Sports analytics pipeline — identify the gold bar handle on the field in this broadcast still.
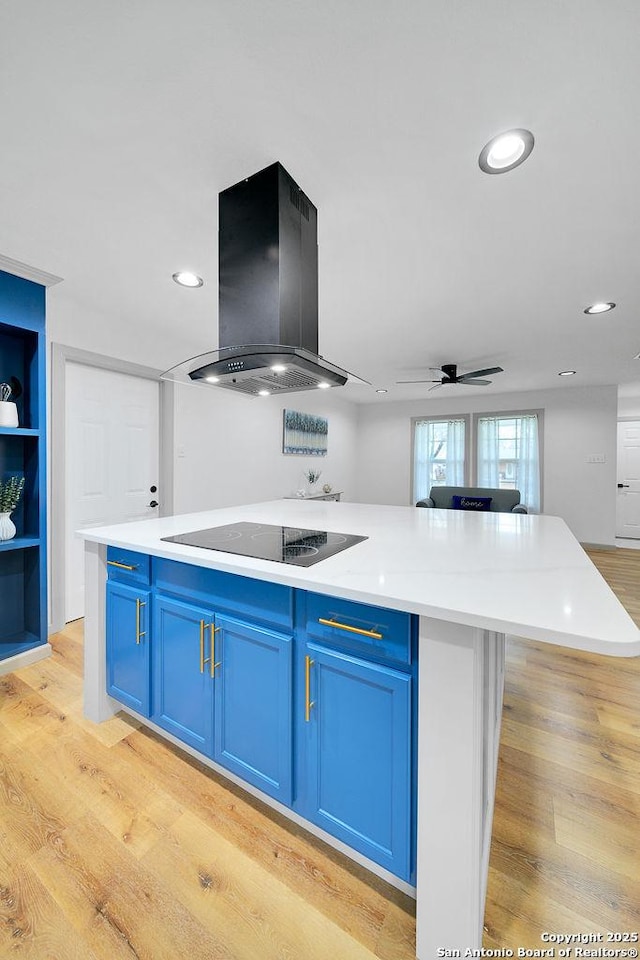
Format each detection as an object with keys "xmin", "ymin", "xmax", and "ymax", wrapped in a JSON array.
[
  {"xmin": 108, "ymin": 560, "xmax": 138, "ymax": 571},
  {"xmin": 317, "ymin": 617, "xmax": 383, "ymax": 640},
  {"xmin": 305, "ymin": 655, "xmax": 315, "ymax": 722},
  {"xmin": 199, "ymin": 620, "xmax": 212, "ymax": 673},
  {"xmin": 136, "ymin": 598, "xmax": 146, "ymax": 644},
  {"xmin": 211, "ymin": 624, "xmax": 222, "ymax": 678}
]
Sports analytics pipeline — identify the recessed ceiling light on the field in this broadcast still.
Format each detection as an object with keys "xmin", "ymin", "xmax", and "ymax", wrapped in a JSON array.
[
  {"xmin": 172, "ymin": 271, "xmax": 203, "ymax": 288},
  {"xmin": 584, "ymin": 301, "xmax": 615, "ymax": 314},
  {"xmin": 558, "ymin": 370, "xmax": 576, "ymax": 377},
  {"xmin": 317, "ymin": 382, "xmax": 330, "ymax": 389},
  {"xmin": 271, "ymin": 364, "xmax": 287, "ymax": 373},
  {"xmin": 376, "ymin": 388, "xmax": 388, "ymax": 394},
  {"xmin": 258, "ymin": 389, "xmax": 270, "ymax": 396},
  {"xmin": 478, "ymin": 129, "xmax": 534, "ymax": 174},
  {"xmin": 205, "ymin": 375, "xmax": 219, "ymax": 383}
]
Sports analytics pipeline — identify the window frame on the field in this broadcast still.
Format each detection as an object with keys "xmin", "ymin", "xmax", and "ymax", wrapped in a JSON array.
[
  {"xmin": 472, "ymin": 408, "xmax": 544, "ymax": 511},
  {"xmin": 411, "ymin": 414, "xmax": 471, "ymax": 503}
]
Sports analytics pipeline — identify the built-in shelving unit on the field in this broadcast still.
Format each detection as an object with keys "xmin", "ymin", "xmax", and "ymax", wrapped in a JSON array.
[{"xmin": 0, "ymin": 270, "xmax": 48, "ymax": 672}]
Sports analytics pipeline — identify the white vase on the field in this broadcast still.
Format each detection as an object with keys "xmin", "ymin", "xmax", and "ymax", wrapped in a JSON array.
[
  {"xmin": 0, "ymin": 512, "xmax": 16, "ymax": 541},
  {"xmin": 0, "ymin": 401, "xmax": 18, "ymax": 427}
]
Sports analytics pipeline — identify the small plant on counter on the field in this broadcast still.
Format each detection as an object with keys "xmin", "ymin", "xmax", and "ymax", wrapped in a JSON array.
[
  {"xmin": 305, "ymin": 469, "xmax": 322, "ymax": 485},
  {"xmin": 0, "ymin": 476, "xmax": 25, "ymax": 513}
]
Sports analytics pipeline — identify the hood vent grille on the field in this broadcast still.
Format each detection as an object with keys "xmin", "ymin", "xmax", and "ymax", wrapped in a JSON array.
[{"xmin": 220, "ymin": 367, "xmax": 324, "ymax": 396}]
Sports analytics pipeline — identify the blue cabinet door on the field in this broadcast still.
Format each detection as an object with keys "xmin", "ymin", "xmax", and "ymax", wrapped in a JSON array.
[
  {"xmin": 152, "ymin": 595, "xmax": 215, "ymax": 754},
  {"xmin": 301, "ymin": 642, "xmax": 412, "ymax": 881},
  {"xmin": 106, "ymin": 580, "xmax": 150, "ymax": 715},
  {"xmin": 214, "ymin": 614, "xmax": 293, "ymax": 805}
]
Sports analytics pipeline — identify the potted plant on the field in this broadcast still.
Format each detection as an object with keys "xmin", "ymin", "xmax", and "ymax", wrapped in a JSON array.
[
  {"xmin": 305, "ymin": 468, "xmax": 322, "ymax": 493},
  {"xmin": 0, "ymin": 475, "xmax": 25, "ymax": 541}
]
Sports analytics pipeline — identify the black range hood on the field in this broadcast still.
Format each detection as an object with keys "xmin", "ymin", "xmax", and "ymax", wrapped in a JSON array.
[{"xmin": 163, "ymin": 162, "xmax": 363, "ymax": 396}]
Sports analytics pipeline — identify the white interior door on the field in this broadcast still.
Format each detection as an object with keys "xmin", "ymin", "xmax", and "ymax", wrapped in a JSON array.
[
  {"xmin": 616, "ymin": 420, "xmax": 640, "ymax": 539},
  {"xmin": 65, "ymin": 362, "xmax": 160, "ymax": 621}
]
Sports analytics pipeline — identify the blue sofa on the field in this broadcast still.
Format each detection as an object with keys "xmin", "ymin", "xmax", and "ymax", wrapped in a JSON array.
[{"xmin": 416, "ymin": 486, "xmax": 528, "ymax": 513}]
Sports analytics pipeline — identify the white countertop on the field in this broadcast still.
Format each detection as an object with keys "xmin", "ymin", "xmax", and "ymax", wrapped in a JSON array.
[{"xmin": 81, "ymin": 499, "xmax": 640, "ymax": 657}]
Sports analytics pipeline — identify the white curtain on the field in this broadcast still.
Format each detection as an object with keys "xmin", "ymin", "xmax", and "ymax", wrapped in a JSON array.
[
  {"xmin": 515, "ymin": 415, "xmax": 540, "ymax": 512},
  {"xmin": 414, "ymin": 419, "xmax": 466, "ymax": 501},
  {"xmin": 413, "ymin": 423, "xmax": 432, "ymax": 501},
  {"xmin": 477, "ymin": 417, "xmax": 500, "ymax": 487},
  {"xmin": 477, "ymin": 415, "xmax": 540, "ymax": 512},
  {"xmin": 446, "ymin": 418, "xmax": 465, "ymax": 486}
]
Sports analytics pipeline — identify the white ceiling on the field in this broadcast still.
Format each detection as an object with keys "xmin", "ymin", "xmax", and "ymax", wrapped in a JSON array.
[{"xmin": 2, "ymin": 0, "xmax": 640, "ymax": 403}]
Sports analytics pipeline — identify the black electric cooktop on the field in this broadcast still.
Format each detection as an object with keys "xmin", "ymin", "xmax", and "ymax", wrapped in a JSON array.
[{"xmin": 161, "ymin": 521, "xmax": 368, "ymax": 567}]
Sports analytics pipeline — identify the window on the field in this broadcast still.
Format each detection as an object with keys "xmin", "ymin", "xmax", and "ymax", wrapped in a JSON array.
[
  {"xmin": 476, "ymin": 413, "xmax": 541, "ymax": 512},
  {"xmin": 413, "ymin": 417, "xmax": 468, "ymax": 502}
]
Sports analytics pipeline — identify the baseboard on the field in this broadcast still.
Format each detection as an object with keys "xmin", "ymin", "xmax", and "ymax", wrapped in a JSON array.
[
  {"xmin": 580, "ymin": 541, "xmax": 617, "ymax": 550},
  {"xmin": 0, "ymin": 642, "xmax": 52, "ymax": 676}
]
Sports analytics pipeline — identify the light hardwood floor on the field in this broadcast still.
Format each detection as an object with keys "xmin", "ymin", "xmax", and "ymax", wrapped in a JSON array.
[{"xmin": 0, "ymin": 547, "xmax": 638, "ymax": 959}]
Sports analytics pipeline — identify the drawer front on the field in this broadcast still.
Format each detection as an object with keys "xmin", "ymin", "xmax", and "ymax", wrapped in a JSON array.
[
  {"xmin": 153, "ymin": 557, "xmax": 294, "ymax": 630},
  {"xmin": 304, "ymin": 592, "xmax": 413, "ymax": 667},
  {"xmin": 106, "ymin": 547, "xmax": 151, "ymax": 586}
]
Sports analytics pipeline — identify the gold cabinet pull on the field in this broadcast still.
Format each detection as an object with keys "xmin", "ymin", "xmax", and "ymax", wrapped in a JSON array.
[
  {"xmin": 317, "ymin": 617, "xmax": 383, "ymax": 640},
  {"xmin": 211, "ymin": 624, "xmax": 222, "ymax": 678},
  {"xmin": 305, "ymin": 655, "xmax": 315, "ymax": 722},
  {"xmin": 135, "ymin": 598, "xmax": 146, "ymax": 644},
  {"xmin": 199, "ymin": 619, "xmax": 212, "ymax": 674},
  {"xmin": 108, "ymin": 560, "xmax": 138, "ymax": 571}
]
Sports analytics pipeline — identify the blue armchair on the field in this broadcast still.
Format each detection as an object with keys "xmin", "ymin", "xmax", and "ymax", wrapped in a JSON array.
[{"xmin": 416, "ymin": 486, "xmax": 528, "ymax": 513}]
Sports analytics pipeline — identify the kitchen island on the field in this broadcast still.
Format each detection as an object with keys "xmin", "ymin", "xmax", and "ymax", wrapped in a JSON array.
[{"xmin": 81, "ymin": 499, "xmax": 640, "ymax": 960}]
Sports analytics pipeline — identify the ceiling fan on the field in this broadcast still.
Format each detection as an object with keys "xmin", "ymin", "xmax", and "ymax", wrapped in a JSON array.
[{"xmin": 396, "ymin": 363, "xmax": 504, "ymax": 391}]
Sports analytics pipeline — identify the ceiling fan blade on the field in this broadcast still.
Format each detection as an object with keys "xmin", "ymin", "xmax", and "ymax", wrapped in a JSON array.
[
  {"xmin": 396, "ymin": 379, "xmax": 442, "ymax": 384},
  {"xmin": 457, "ymin": 366, "xmax": 503, "ymax": 381},
  {"xmin": 428, "ymin": 383, "xmax": 444, "ymax": 392},
  {"xmin": 457, "ymin": 378, "xmax": 492, "ymax": 385}
]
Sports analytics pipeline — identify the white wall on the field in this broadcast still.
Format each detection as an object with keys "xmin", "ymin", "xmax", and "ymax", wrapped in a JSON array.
[
  {"xmin": 47, "ymin": 285, "xmax": 212, "ymax": 372},
  {"xmin": 618, "ymin": 393, "xmax": 640, "ymax": 419},
  {"xmin": 172, "ymin": 384, "xmax": 359, "ymax": 514},
  {"xmin": 354, "ymin": 385, "xmax": 618, "ymax": 545}
]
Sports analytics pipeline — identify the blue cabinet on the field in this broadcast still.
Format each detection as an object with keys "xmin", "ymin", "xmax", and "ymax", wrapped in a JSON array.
[
  {"xmin": 0, "ymin": 271, "xmax": 47, "ymax": 664},
  {"xmin": 104, "ymin": 552, "xmax": 416, "ymax": 883},
  {"xmin": 300, "ymin": 641, "xmax": 413, "ymax": 881},
  {"xmin": 106, "ymin": 580, "xmax": 150, "ymax": 715},
  {"xmin": 214, "ymin": 614, "xmax": 292, "ymax": 804},
  {"xmin": 151, "ymin": 594, "xmax": 215, "ymax": 754},
  {"xmin": 150, "ymin": 596, "xmax": 294, "ymax": 804}
]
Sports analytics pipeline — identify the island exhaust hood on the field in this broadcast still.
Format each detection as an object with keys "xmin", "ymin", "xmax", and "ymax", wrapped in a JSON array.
[{"xmin": 162, "ymin": 162, "xmax": 363, "ymax": 396}]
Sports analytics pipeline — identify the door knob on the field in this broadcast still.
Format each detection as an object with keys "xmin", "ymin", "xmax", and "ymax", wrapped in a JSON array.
[
  {"xmin": 617, "ymin": 483, "xmax": 630, "ymax": 489},
  {"xmin": 149, "ymin": 500, "xmax": 159, "ymax": 508}
]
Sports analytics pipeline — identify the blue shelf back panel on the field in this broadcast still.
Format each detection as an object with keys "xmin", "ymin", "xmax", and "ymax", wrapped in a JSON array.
[
  {"xmin": 0, "ymin": 547, "xmax": 40, "ymax": 641},
  {"xmin": 0, "ymin": 435, "xmax": 39, "ymax": 538}
]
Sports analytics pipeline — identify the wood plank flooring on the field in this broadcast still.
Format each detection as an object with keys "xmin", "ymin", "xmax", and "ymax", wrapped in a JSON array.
[
  {"xmin": 1, "ymin": 546, "xmax": 639, "ymax": 958},
  {"xmin": 485, "ymin": 547, "xmax": 640, "ymax": 949}
]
